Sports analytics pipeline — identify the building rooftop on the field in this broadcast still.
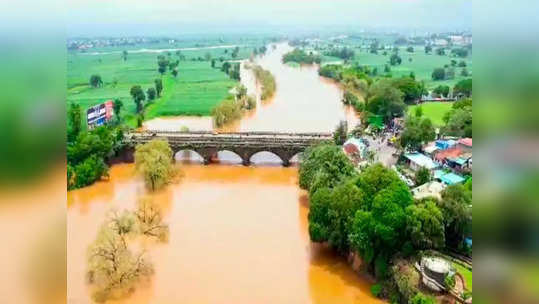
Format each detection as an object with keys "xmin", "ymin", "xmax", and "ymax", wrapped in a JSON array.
[
  {"xmin": 404, "ymin": 152, "xmax": 439, "ymax": 170},
  {"xmin": 439, "ymin": 172, "xmax": 466, "ymax": 185},
  {"xmin": 412, "ymin": 181, "xmax": 446, "ymax": 200},
  {"xmin": 458, "ymin": 138, "xmax": 472, "ymax": 147}
]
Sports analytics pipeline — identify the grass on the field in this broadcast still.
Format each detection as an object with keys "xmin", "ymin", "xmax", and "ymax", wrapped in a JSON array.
[
  {"xmin": 452, "ymin": 262, "xmax": 472, "ymax": 291},
  {"xmin": 314, "ymin": 40, "xmax": 472, "ymax": 89},
  {"xmin": 408, "ymin": 102, "xmax": 453, "ymax": 126},
  {"xmin": 67, "ymin": 40, "xmax": 259, "ymax": 128}
]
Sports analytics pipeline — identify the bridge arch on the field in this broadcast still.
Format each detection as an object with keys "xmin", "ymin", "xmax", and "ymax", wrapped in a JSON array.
[
  {"xmin": 173, "ymin": 149, "xmax": 204, "ymax": 163},
  {"xmin": 248, "ymin": 151, "xmax": 285, "ymax": 166},
  {"xmin": 215, "ymin": 150, "xmax": 244, "ymax": 165}
]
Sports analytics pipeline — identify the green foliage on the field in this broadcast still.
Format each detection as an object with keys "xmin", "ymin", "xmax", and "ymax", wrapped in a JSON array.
[
  {"xmin": 399, "ymin": 115, "xmax": 436, "ymax": 151},
  {"xmin": 453, "ymin": 78, "xmax": 472, "ymax": 97},
  {"xmin": 73, "ymin": 155, "xmax": 108, "ymax": 189},
  {"xmin": 349, "ymin": 164, "xmax": 413, "ymax": 269},
  {"xmin": 392, "ymin": 258, "xmax": 420, "ymax": 302},
  {"xmin": 333, "ymin": 120, "xmax": 348, "ymax": 145},
  {"xmin": 405, "ymin": 199, "xmax": 445, "ymax": 249},
  {"xmin": 146, "ymin": 87, "xmax": 156, "ymax": 101},
  {"xmin": 308, "ymin": 187, "xmax": 332, "ymax": 242},
  {"xmin": 406, "ymin": 46, "xmax": 414, "ymax": 53},
  {"xmin": 415, "ymin": 167, "xmax": 432, "ymax": 186},
  {"xmin": 325, "ymin": 47, "xmax": 355, "ymax": 61},
  {"xmin": 414, "ymin": 106, "xmax": 423, "ymax": 118},
  {"xmin": 442, "ymin": 99, "xmax": 472, "ymax": 137},
  {"xmin": 425, "ymin": 45, "xmax": 432, "ymax": 54},
  {"xmin": 371, "ymin": 283, "xmax": 383, "ymax": 297},
  {"xmin": 440, "ymin": 184, "xmax": 472, "ymax": 248},
  {"xmin": 342, "ymin": 90, "xmax": 360, "ymax": 106},
  {"xmin": 391, "ymin": 77, "xmax": 425, "ymax": 104},
  {"xmin": 433, "ymin": 85, "xmax": 450, "ymax": 97},
  {"xmin": 431, "ymin": 68, "xmax": 446, "ymax": 80},
  {"xmin": 89, "ymin": 74, "xmax": 103, "ymax": 88},
  {"xmin": 366, "ymin": 79, "xmax": 406, "ymax": 123},
  {"xmin": 130, "ymin": 85, "xmax": 146, "ymax": 113},
  {"xmin": 298, "ymin": 143, "xmax": 356, "ymax": 193},
  {"xmin": 67, "ymin": 126, "xmax": 123, "ymax": 190},
  {"xmin": 390, "ymin": 53, "xmax": 402, "ymax": 66},
  {"xmin": 318, "ymin": 64, "xmax": 343, "ymax": 80},
  {"xmin": 154, "ymin": 78, "xmax": 163, "ymax": 97},
  {"xmin": 68, "ymin": 103, "xmax": 82, "ymax": 141},
  {"xmin": 134, "ymin": 139, "xmax": 177, "ymax": 191},
  {"xmin": 211, "ymin": 97, "xmax": 243, "ymax": 127},
  {"xmin": 451, "ymin": 48, "xmax": 469, "ymax": 58},
  {"xmin": 282, "ymin": 48, "xmax": 321, "ymax": 64},
  {"xmin": 252, "ymin": 65, "xmax": 276, "ymax": 100},
  {"xmin": 113, "ymin": 99, "xmax": 123, "ymax": 123},
  {"xmin": 444, "ymin": 273, "xmax": 456, "ymax": 289},
  {"xmin": 409, "ymin": 292, "xmax": 436, "ymax": 304}
]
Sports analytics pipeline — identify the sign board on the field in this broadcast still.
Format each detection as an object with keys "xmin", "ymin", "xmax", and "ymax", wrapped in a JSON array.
[{"xmin": 87, "ymin": 100, "xmax": 114, "ymax": 128}]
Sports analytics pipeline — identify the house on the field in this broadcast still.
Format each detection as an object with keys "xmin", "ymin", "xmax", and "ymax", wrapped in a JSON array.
[
  {"xmin": 434, "ymin": 147, "xmax": 462, "ymax": 163},
  {"xmin": 458, "ymin": 138, "xmax": 472, "ymax": 153},
  {"xmin": 404, "ymin": 152, "xmax": 439, "ymax": 171},
  {"xmin": 435, "ymin": 139, "xmax": 457, "ymax": 150},
  {"xmin": 423, "ymin": 142, "xmax": 439, "ymax": 157},
  {"xmin": 411, "ymin": 181, "xmax": 446, "ymax": 200},
  {"xmin": 439, "ymin": 172, "xmax": 465, "ymax": 185},
  {"xmin": 343, "ymin": 137, "xmax": 368, "ymax": 163}
]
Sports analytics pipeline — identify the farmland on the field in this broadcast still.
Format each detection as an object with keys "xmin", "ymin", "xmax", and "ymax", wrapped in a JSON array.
[
  {"xmin": 300, "ymin": 35, "xmax": 472, "ymax": 89},
  {"xmin": 67, "ymin": 39, "xmax": 261, "ymax": 127}
]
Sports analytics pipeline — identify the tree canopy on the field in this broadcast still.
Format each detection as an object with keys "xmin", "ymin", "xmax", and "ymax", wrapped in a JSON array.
[
  {"xmin": 134, "ymin": 139, "xmax": 177, "ymax": 191},
  {"xmin": 366, "ymin": 79, "xmax": 406, "ymax": 123}
]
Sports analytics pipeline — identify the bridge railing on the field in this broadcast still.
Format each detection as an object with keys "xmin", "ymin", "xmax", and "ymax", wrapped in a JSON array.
[{"xmin": 133, "ymin": 130, "xmax": 333, "ymax": 138}]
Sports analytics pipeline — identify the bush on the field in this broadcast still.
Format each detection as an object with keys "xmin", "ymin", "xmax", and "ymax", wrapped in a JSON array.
[
  {"xmin": 432, "ymin": 68, "xmax": 446, "ymax": 80},
  {"xmin": 409, "ymin": 292, "xmax": 436, "ymax": 304},
  {"xmin": 342, "ymin": 90, "xmax": 359, "ymax": 105},
  {"xmin": 444, "ymin": 273, "xmax": 456, "ymax": 290},
  {"xmin": 74, "ymin": 155, "xmax": 108, "ymax": 189},
  {"xmin": 252, "ymin": 65, "xmax": 276, "ymax": 100},
  {"xmin": 282, "ymin": 48, "xmax": 321, "ymax": 64},
  {"xmin": 211, "ymin": 97, "xmax": 243, "ymax": 127},
  {"xmin": 371, "ymin": 283, "xmax": 383, "ymax": 297}
]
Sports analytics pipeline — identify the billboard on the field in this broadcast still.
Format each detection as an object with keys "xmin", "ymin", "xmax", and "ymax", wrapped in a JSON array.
[{"xmin": 87, "ymin": 100, "xmax": 114, "ymax": 128}]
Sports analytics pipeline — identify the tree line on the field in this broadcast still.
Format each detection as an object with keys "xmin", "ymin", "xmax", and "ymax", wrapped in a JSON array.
[{"xmin": 300, "ymin": 143, "xmax": 471, "ymax": 302}]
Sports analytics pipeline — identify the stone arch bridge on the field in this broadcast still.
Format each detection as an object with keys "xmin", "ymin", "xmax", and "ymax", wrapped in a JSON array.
[{"xmin": 126, "ymin": 130, "xmax": 333, "ymax": 166}]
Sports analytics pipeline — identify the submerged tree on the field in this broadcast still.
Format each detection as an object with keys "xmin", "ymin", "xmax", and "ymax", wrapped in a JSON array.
[
  {"xmin": 134, "ymin": 198, "xmax": 170, "ymax": 242},
  {"xmin": 86, "ymin": 223, "xmax": 153, "ymax": 302},
  {"xmin": 135, "ymin": 139, "xmax": 177, "ymax": 191}
]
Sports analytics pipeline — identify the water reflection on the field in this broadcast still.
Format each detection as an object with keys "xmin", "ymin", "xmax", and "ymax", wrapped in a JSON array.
[{"xmin": 68, "ymin": 164, "xmax": 383, "ymax": 304}]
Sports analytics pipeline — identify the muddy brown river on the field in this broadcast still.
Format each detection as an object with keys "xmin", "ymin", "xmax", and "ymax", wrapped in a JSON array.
[{"xmin": 68, "ymin": 43, "xmax": 382, "ymax": 303}]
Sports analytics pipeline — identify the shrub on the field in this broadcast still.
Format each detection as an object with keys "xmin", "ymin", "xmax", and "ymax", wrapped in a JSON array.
[
  {"xmin": 211, "ymin": 97, "xmax": 243, "ymax": 127},
  {"xmin": 409, "ymin": 292, "xmax": 436, "ymax": 304},
  {"xmin": 444, "ymin": 273, "xmax": 456, "ymax": 290},
  {"xmin": 252, "ymin": 65, "xmax": 276, "ymax": 100},
  {"xmin": 371, "ymin": 283, "xmax": 383, "ymax": 297}
]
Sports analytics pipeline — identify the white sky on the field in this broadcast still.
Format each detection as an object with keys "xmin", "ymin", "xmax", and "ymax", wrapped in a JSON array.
[{"xmin": 67, "ymin": 0, "xmax": 472, "ymax": 37}]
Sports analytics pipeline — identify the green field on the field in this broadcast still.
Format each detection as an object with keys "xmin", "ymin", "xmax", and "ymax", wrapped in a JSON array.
[
  {"xmin": 453, "ymin": 262, "xmax": 472, "ymax": 291},
  {"xmin": 352, "ymin": 46, "xmax": 472, "ymax": 89},
  {"xmin": 409, "ymin": 102, "xmax": 453, "ymax": 126},
  {"xmin": 67, "ymin": 40, "xmax": 260, "ymax": 127},
  {"xmin": 310, "ymin": 36, "xmax": 472, "ymax": 89}
]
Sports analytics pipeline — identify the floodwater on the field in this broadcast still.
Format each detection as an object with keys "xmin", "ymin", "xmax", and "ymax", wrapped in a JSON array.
[
  {"xmin": 68, "ymin": 164, "xmax": 384, "ymax": 304},
  {"xmin": 68, "ymin": 42, "xmax": 380, "ymax": 304},
  {"xmin": 143, "ymin": 43, "xmax": 359, "ymax": 132}
]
